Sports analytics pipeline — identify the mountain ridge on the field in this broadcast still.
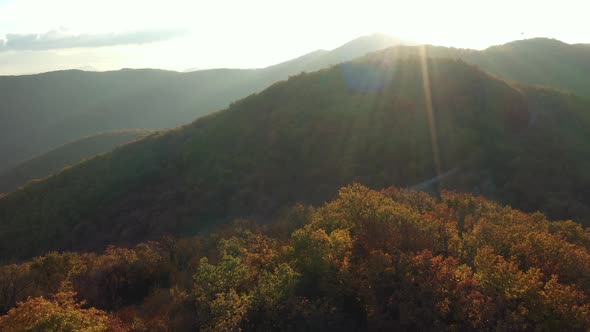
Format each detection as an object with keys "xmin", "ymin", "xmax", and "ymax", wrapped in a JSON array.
[
  {"xmin": 1, "ymin": 36, "xmax": 588, "ymax": 174},
  {"xmin": 0, "ymin": 34, "xmax": 411, "ymax": 172},
  {"xmin": 1, "ymin": 54, "xmax": 589, "ymax": 262}
]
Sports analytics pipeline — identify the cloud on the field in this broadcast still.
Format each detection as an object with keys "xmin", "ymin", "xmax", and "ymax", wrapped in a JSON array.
[{"xmin": 0, "ymin": 28, "xmax": 188, "ymax": 51}]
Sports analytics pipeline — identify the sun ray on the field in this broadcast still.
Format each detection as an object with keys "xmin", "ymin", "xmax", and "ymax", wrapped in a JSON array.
[{"xmin": 419, "ymin": 45, "xmax": 442, "ymax": 190}]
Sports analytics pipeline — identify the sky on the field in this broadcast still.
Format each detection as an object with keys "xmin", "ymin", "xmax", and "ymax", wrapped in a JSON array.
[{"xmin": 0, "ymin": 0, "xmax": 588, "ymax": 75}]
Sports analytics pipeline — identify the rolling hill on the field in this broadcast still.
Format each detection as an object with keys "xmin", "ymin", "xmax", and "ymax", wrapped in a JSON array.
[
  {"xmin": 1, "ymin": 53, "xmax": 589, "ymax": 262},
  {"xmin": 0, "ymin": 130, "xmax": 151, "ymax": 194},
  {"xmin": 0, "ymin": 34, "xmax": 410, "ymax": 172}
]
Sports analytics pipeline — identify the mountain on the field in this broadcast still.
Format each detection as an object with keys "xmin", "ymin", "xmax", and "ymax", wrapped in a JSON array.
[
  {"xmin": 0, "ymin": 67, "xmax": 247, "ymax": 172},
  {"xmin": 477, "ymin": 38, "xmax": 590, "ymax": 97},
  {"xmin": 380, "ymin": 38, "xmax": 590, "ymax": 98},
  {"xmin": 2, "ymin": 185, "xmax": 590, "ymax": 330},
  {"xmin": 265, "ymin": 34, "xmax": 415, "ymax": 72},
  {"xmin": 1, "ymin": 54, "xmax": 589, "ymax": 262},
  {"xmin": 332, "ymin": 33, "xmax": 414, "ymax": 57},
  {"xmin": 0, "ymin": 130, "xmax": 151, "ymax": 194},
  {"xmin": 1, "ymin": 36, "xmax": 588, "ymax": 174},
  {"xmin": 0, "ymin": 34, "xmax": 410, "ymax": 172}
]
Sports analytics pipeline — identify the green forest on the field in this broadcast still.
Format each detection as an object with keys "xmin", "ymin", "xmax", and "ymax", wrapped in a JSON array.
[{"xmin": 2, "ymin": 185, "xmax": 590, "ymax": 331}]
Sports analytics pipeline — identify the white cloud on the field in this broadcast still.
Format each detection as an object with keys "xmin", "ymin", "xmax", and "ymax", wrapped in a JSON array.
[{"xmin": 0, "ymin": 28, "xmax": 188, "ymax": 52}]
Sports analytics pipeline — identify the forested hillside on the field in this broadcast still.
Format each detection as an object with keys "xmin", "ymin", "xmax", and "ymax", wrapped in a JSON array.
[
  {"xmin": 0, "ymin": 130, "xmax": 151, "ymax": 194},
  {"xmin": 2, "ymin": 36, "xmax": 588, "ymax": 173},
  {"xmin": 2, "ymin": 185, "xmax": 590, "ymax": 331},
  {"xmin": 0, "ymin": 34, "xmax": 407, "ymax": 171},
  {"xmin": 1, "ymin": 55, "xmax": 589, "ymax": 261}
]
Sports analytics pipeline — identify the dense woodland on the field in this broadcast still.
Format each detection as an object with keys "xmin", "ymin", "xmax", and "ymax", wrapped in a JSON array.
[
  {"xmin": 1, "ymin": 56, "xmax": 590, "ymax": 261},
  {"xmin": 2, "ymin": 185, "xmax": 590, "ymax": 331}
]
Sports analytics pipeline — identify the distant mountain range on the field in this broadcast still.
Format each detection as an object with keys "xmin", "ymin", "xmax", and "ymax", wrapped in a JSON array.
[
  {"xmin": 0, "ymin": 34, "xmax": 410, "ymax": 172},
  {"xmin": 1, "ymin": 52, "xmax": 589, "ymax": 262},
  {"xmin": 2, "ymin": 35, "xmax": 589, "ymax": 177}
]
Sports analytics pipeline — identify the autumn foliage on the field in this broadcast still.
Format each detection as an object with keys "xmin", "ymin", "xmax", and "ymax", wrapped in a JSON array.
[
  {"xmin": 0, "ymin": 291, "xmax": 123, "ymax": 331},
  {"xmin": 2, "ymin": 184, "xmax": 590, "ymax": 331}
]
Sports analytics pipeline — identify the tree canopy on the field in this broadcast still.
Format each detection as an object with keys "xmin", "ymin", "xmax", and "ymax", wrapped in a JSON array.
[{"xmin": 2, "ymin": 185, "xmax": 590, "ymax": 331}]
